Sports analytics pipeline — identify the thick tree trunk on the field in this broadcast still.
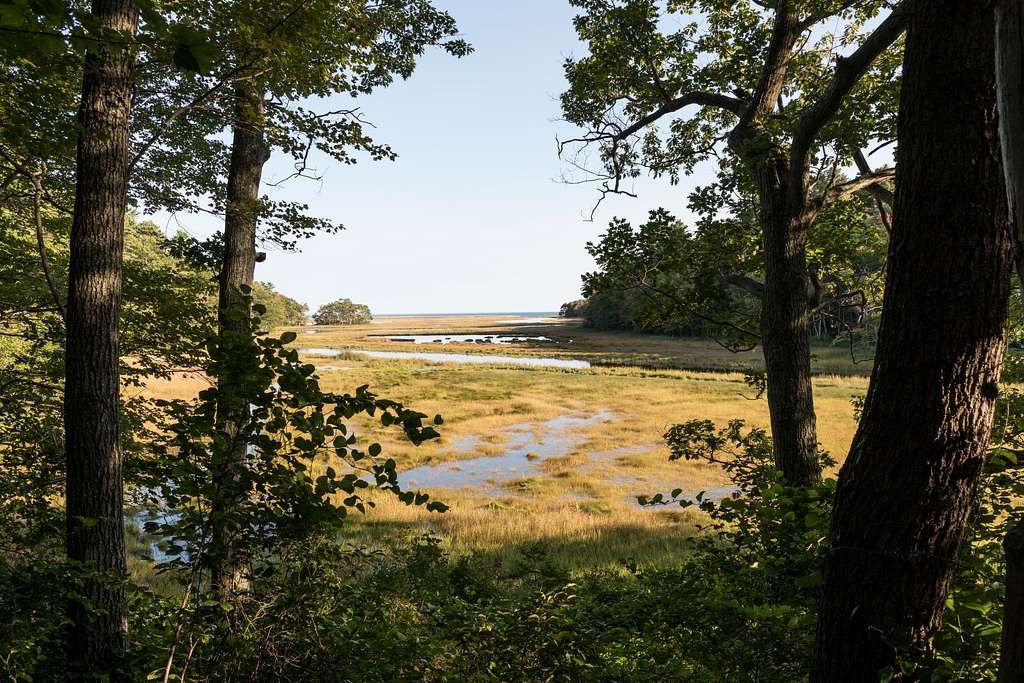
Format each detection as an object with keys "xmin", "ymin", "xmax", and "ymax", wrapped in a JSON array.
[
  {"xmin": 210, "ymin": 85, "xmax": 269, "ymax": 603},
  {"xmin": 812, "ymin": 3, "xmax": 1011, "ymax": 679},
  {"xmin": 63, "ymin": 0, "xmax": 139, "ymax": 674},
  {"xmin": 997, "ymin": 6, "xmax": 1024, "ymax": 681},
  {"xmin": 756, "ymin": 152, "xmax": 821, "ymax": 487}
]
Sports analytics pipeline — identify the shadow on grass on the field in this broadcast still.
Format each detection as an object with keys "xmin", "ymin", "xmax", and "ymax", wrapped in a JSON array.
[{"xmin": 344, "ymin": 514, "xmax": 699, "ymax": 575}]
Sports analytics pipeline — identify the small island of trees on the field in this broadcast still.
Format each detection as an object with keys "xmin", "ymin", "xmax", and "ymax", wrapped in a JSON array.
[{"xmin": 313, "ymin": 298, "xmax": 373, "ymax": 325}]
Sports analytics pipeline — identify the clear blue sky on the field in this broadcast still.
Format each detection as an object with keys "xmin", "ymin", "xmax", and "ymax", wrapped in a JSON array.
[{"xmin": 154, "ymin": 1, "xmax": 707, "ymax": 314}]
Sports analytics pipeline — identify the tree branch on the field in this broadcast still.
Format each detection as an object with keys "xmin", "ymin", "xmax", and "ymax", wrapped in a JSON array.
[
  {"xmin": 610, "ymin": 91, "xmax": 746, "ymax": 142},
  {"xmin": 744, "ymin": 4, "xmax": 801, "ymax": 125},
  {"xmin": 721, "ymin": 273, "xmax": 766, "ymax": 299},
  {"xmin": 855, "ymin": 149, "xmax": 894, "ymax": 234},
  {"xmin": 0, "ymin": 147, "xmax": 67, "ymax": 320},
  {"xmin": 789, "ymin": 2, "xmax": 909, "ymax": 181},
  {"xmin": 806, "ymin": 167, "xmax": 897, "ymax": 215},
  {"xmin": 854, "ymin": 150, "xmax": 894, "ymax": 205},
  {"xmin": 31, "ymin": 174, "xmax": 66, "ymax": 321}
]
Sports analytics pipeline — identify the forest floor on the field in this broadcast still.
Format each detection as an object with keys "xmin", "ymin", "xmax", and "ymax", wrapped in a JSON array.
[{"xmin": 142, "ymin": 315, "xmax": 870, "ymax": 571}]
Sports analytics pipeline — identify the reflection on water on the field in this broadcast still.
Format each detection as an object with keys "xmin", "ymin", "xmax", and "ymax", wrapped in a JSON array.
[
  {"xmin": 127, "ymin": 507, "xmax": 183, "ymax": 564},
  {"xmin": 300, "ymin": 347, "xmax": 591, "ymax": 369},
  {"xmin": 387, "ymin": 334, "xmax": 553, "ymax": 345},
  {"xmin": 397, "ymin": 410, "xmax": 615, "ymax": 492}
]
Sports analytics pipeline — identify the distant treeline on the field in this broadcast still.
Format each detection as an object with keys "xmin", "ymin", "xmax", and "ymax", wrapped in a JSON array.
[
  {"xmin": 562, "ymin": 208, "xmax": 885, "ymax": 345},
  {"xmin": 559, "ymin": 293, "xmax": 710, "ymax": 337}
]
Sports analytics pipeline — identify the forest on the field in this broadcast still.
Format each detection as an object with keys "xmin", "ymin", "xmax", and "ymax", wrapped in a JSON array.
[{"xmin": 2, "ymin": 0, "xmax": 1024, "ymax": 681}]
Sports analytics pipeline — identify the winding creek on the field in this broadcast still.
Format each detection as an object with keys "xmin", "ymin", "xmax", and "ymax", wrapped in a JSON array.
[{"xmin": 300, "ymin": 347, "xmax": 591, "ymax": 369}]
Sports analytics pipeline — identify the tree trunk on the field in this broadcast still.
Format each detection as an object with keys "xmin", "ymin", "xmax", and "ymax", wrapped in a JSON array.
[
  {"xmin": 1000, "ymin": 519, "xmax": 1024, "ymax": 682},
  {"xmin": 210, "ymin": 84, "xmax": 269, "ymax": 603},
  {"xmin": 997, "ymin": 8, "xmax": 1024, "ymax": 680},
  {"xmin": 217, "ymin": 85, "xmax": 267, "ymax": 332},
  {"xmin": 813, "ymin": 3, "xmax": 1011, "ymax": 680},
  {"xmin": 63, "ymin": 0, "xmax": 139, "ymax": 674},
  {"xmin": 756, "ymin": 152, "xmax": 821, "ymax": 487},
  {"xmin": 997, "ymin": 0, "xmax": 1024, "ymax": 291}
]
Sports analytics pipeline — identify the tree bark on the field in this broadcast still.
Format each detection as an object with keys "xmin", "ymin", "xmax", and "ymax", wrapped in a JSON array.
[
  {"xmin": 217, "ymin": 85, "xmax": 267, "ymax": 333},
  {"xmin": 997, "ymin": 0, "xmax": 1024, "ymax": 292},
  {"xmin": 1000, "ymin": 519, "xmax": 1024, "ymax": 682},
  {"xmin": 813, "ymin": 3, "xmax": 1012, "ymax": 679},
  {"xmin": 724, "ymin": 5, "xmax": 823, "ymax": 488},
  {"xmin": 63, "ymin": 0, "xmax": 139, "ymax": 674},
  {"xmin": 755, "ymin": 151, "xmax": 821, "ymax": 487},
  {"xmin": 210, "ymin": 84, "xmax": 269, "ymax": 603}
]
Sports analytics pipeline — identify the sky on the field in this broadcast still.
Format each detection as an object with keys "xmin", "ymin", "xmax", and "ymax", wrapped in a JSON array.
[{"xmin": 151, "ymin": 1, "xmax": 712, "ymax": 314}]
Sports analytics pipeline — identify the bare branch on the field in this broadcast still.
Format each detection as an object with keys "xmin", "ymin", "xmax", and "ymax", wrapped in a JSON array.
[
  {"xmin": 855, "ymin": 149, "xmax": 894, "ymax": 234},
  {"xmin": 806, "ymin": 167, "xmax": 897, "ymax": 214},
  {"xmin": 610, "ymin": 92, "xmax": 746, "ymax": 143},
  {"xmin": 31, "ymin": 173, "xmax": 66, "ymax": 321},
  {"xmin": 0, "ymin": 148, "xmax": 67, "ymax": 320}
]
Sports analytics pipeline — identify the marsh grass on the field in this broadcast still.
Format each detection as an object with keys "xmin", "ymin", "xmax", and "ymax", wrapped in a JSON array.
[
  {"xmin": 140, "ymin": 316, "xmax": 868, "ymax": 570},
  {"xmin": 294, "ymin": 315, "xmax": 876, "ymax": 375}
]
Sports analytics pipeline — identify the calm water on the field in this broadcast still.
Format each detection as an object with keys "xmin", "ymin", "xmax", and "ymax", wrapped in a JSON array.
[
  {"xmin": 397, "ymin": 410, "xmax": 615, "ymax": 492},
  {"xmin": 386, "ymin": 334, "xmax": 553, "ymax": 345},
  {"xmin": 300, "ymin": 348, "xmax": 591, "ymax": 370}
]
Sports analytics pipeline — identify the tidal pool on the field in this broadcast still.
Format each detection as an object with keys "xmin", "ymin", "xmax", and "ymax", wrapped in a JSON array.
[
  {"xmin": 397, "ymin": 410, "xmax": 615, "ymax": 492},
  {"xmin": 300, "ymin": 347, "xmax": 591, "ymax": 369}
]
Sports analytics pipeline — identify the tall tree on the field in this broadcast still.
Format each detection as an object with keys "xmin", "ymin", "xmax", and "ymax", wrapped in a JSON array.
[
  {"xmin": 176, "ymin": 0, "xmax": 469, "ymax": 603},
  {"xmin": 813, "ymin": 2, "xmax": 1013, "ymax": 678},
  {"xmin": 63, "ymin": 0, "xmax": 139, "ymax": 672},
  {"xmin": 560, "ymin": 0, "xmax": 903, "ymax": 486},
  {"xmin": 996, "ymin": 3, "xmax": 1024, "ymax": 679}
]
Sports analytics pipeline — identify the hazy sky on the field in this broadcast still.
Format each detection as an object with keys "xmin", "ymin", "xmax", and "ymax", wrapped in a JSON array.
[{"xmin": 152, "ymin": 1, "xmax": 712, "ymax": 314}]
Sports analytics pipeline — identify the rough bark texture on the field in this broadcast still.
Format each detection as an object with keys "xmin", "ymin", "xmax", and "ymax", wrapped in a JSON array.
[
  {"xmin": 217, "ymin": 86, "xmax": 267, "ymax": 333},
  {"xmin": 63, "ymin": 0, "xmax": 139, "ymax": 674},
  {"xmin": 1000, "ymin": 520, "xmax": 1024, "ymax": 682},
  {"xmin": 755, "ymin": 152, "xmax": 821, "ymax": 487},
  {"xmin": 813, "ymin": 3, "xmax": 1012, "ymax": 679},
  {"xmin": 724, "ymin": 5, "xmax": 822, "ymax": 488},
  {"xmin": 210, "ymin": 85, "xmax": 269, "ymax": 603}
]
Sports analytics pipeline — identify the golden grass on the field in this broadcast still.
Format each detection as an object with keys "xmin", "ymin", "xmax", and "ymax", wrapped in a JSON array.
[
  {"xmin": 142, "ymin": 316, "xmax": 869, "ymax": 570},
  {"xmin": 292, "ymin": 314, "xmax": 876, "ymax": 375}
]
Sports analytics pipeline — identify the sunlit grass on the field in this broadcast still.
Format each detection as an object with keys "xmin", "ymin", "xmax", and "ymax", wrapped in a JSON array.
[{"xmin": 141, "ymin": 316, "xmax": 868, "ymax": 571}]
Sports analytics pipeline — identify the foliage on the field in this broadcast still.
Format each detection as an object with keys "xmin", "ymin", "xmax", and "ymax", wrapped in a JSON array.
[
  {"xmin": 251, "ymin": 281, "xmax": 308, "ymax": 329},
  {"xmin": 559, "ymin": 0, "xmax": 896, "ymax": 349},
  {"xmin": 571, "ymin": 202, "xmax": 886, "ymax": 344},
  {"xmin": 313, "ymin": 297, "xmax": 373, "ymax": 326},
  {"xmin": 0, "ymin": 213, "xmax": 214, "ymax": 680},
  {"xmin": 560, "ymin": 0, "xmax": 900, "ymax": 195},
  {"xmin": 559, "ymin": 298, "xmax": 588, "ymax": 318},
  {"xmin": 580, "ymin": 208, "xmax": 761, "ymax": 344},
  {"xmin": 131, "ymin": 297, "xmax": 446, "ymax": 679}
]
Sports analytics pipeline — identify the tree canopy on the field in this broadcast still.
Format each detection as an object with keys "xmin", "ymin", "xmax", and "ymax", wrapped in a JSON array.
[{"xmin": 313, "ymin": 298, "xmax": 373, "ymax": 325}]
